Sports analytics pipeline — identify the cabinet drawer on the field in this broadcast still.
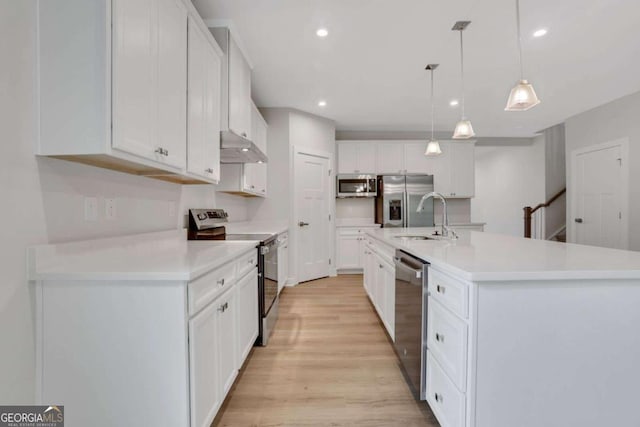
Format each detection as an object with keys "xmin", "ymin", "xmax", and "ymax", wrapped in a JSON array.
[
  {"xmin": 236, "ymin": 248, "xmax": 258, "ymax": 280},
  {"xmin": 188, "ymin": 263, "xmax": 236, "ymax": 316},
  {"xmin": 429, "ymin": 269, "xmax": 469, "ymax": 318},
  {"xmin": 427, "ymin": 350, "xmax": 466, "ymax": 427},
  {"xmin": 428, "ymin": 298, "xmax": 468, "ymax": 391}
]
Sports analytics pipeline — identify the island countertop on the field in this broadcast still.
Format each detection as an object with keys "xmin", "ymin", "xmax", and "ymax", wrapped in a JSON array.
[{"xmin": 366, "ymin": 227, "xmax": 640, "ymax": 282}]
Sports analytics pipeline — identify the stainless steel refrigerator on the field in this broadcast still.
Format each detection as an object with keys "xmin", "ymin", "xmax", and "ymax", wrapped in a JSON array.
[{"xmin": 375, "ymin": 175, "xmax": 435, "ymax": 227}]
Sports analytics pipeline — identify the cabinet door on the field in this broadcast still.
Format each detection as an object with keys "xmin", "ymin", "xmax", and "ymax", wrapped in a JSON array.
[
  {"xmin": 336, "ymin": 234, "xmax": 361, "ymax": 269},
  {"xmin": 374, "ymin": 256, "xmax": 385, "ymax": 315},
  {"xmin": 236, "ymin": 268, "xmax": 258, "ymax": 365},
  {"xmin": 356, "ymin": 142, "xmax": 377, "ymax": 173},
  {"xmin": 432, "ymin": 141, "xmax": 454, "ymax": 196},
  {"xmin": 404, "ymin": 142, "xmax": 434, "ymax": 174},
  {"xmin": 451, "ymin": 143, "xmax": 475, "ymax": 198},
  {"xmin": 187, "ymin": 19, "xmax": 221, "ymax": 181},
  {"xmin": 228, "ymin": 37, "xmax": 251, "ymax": 139},
  {"xmin": 189, "ymin": 300, "xmax": 221, "ymax": 427},
  {"xmin": 112, "ymin": 0, "xmax": 157, "ymax": 160},
  {"xmin": 377, "ymin": 142, "xmax": 405, "ymax": 174},
  {"xmin": 254, "ymin": 163, "xmax": 267, "ymax": 196},
  {"xmin": 217, "ymin": 288, "xmax": 237, "ymax": 397},
  {"xmin": 156, "ymin": 0, "xmax": 187, "ymax": 168},
  {"xmin": 338, "ymin": 143, "xmax": 358, "ymax": 174},
  {"xmin": 383, "ymin": 261, "xmax": 395, "ymax": 340},
  {"xmin": 279, "ymin": 243, "xmax": 289, "ymax": 293}
]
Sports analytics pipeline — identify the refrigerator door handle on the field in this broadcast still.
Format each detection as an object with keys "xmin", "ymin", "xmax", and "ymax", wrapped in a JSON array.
[{"xmin": 403, "ymin": 189, "xmax": 408, "ymax": 228}]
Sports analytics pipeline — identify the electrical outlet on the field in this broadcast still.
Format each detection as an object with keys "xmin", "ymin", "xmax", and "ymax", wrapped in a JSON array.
[
  {"xmin": 84, "ymin": 197, "xmax": 98, "ymax": 221},
  {"xmin": 105, "ymin": 198, "xmax": 116, "ymax": 221}
]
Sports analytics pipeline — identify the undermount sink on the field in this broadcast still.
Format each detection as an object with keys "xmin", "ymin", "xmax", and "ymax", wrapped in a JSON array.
[{"xmin": 394, "ymin": 235, "xmax": 439, "ymax": 241}]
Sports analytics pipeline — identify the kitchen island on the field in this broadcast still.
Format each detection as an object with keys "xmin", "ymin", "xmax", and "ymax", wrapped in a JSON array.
[{"xmin": 364, "ymin": 227, "xmax": 640, "ymax": 427}]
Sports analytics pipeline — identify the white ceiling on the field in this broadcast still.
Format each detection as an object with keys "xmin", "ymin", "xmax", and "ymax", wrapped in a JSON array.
[{"xmin": 193, "ymin": 0, "xmax": 640, "ymax": 137}]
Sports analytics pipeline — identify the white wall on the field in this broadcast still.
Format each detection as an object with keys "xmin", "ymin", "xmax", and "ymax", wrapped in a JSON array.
[
  {"xmin": 0, "ymin": 1, "xmax": 247, "ymax": 402},
  {"xmin": 565, "ymin": 90, "xmax": 640, "ymax": 250},
  {"xmin": 471, "ymin": 138, "xmax": 546, "ymax": 236},
  {"xmin": 336, "ymin": 198, "xmax": 374, "ymax": 221}
]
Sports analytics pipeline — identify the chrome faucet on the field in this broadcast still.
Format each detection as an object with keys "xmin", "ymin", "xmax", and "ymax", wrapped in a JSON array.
[{"xmin": 416, "ymin": 192, "xmax": 457, "ymax": 239}]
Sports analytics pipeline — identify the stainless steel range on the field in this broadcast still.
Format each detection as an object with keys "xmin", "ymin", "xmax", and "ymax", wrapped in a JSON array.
[{"xmin": 188, "ymin": 208, "xmax": 281, "ymax": 346}]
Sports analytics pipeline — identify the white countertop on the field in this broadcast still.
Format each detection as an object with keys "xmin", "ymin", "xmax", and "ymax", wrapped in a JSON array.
[
  {"xmin": 28, "ymin": 230, "xmax": 258, "ymax": 282},
  {"xmin": 224, "ymin": 220, "xmax": 288, "ymax": 235},
  {"xmin": 366, "ymin": 227, "xmax": 640, "ymax": 282}
]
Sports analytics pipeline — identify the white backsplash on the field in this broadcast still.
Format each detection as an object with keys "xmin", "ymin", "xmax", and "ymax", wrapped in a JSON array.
[{"xmin": 336, "ymin": 198, "xmax": 375, "ymax": 220}]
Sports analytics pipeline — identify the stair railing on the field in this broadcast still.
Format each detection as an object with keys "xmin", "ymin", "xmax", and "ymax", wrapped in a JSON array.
[{"xmin": 524, "ymin": 188, "xmax": 566, "ymax": 239}]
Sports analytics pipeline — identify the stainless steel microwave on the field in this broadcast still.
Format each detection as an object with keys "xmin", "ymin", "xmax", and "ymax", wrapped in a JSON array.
[{"xmin": 336, "ymin": 174, "xmax": 377, "ymax": 198}]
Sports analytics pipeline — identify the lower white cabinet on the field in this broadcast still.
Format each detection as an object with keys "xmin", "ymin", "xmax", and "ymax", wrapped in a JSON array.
[
  {"xmin": 277, "ymin": 232, "xmax": 289, "ymax": 294},
  {"xmin": 363, "ymin": 235, "xmax": 395, "ymax": 340},
  {"xmin": 189, "ymin": 293, "xmax": 223, "ymax": 427},
  {"xmin": 426, "ymin": 350, "xmax": 466, "ymax": 427},
  {"xmin": 336, "ymin": 226, "xmax": 380, "ymax": 272},
  {"xmin": 35, "ymin": 246, "xmax": 259, "ymax": 427},
  {"xmin": 236, "ymin": 268, "xmax": 259, "ymax": 363}
]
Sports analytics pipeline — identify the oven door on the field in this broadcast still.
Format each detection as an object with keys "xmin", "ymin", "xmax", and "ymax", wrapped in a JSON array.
[{"xmin": 262, "ymin": 241, "xmax": 279, "ymax": 316}]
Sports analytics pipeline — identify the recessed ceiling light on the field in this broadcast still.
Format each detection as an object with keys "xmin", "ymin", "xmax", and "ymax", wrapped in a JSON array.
[
  {"xmin": 318, "ymin": 100, "xmax": 327, "ymax": 107},
  {"xmin": 533, "ymin": 28, "xmax": 548, "ymax": 38},
  {"xmin": 316, "ymin": 28, "xmax": 329, "ymax": 38},
  {"xmin": 241, "ymin": 148, "xmax": 249, "ymax": 152},
  {"xmin": 449, "ymin": 99, "xmax": 459, "ymax": 107}
]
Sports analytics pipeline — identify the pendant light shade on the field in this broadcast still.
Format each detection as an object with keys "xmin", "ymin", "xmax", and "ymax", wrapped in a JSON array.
[
  {"xmin": 424, "ymin": 64, "xmax": 442, "ymax": 157},
  {"xmin": 451, "ymin": 21, "xmax": 474, "ymax": 139},
  {"xmin": 505, "ymin": 79, "xmax": 540, "ymax": 111},
  {"xmin": 425, "ymin": 140, "xmax": 442, "ymax": 156},
  {"xmin": 453, "ymin": 119, "xmax": 475, "ymax": 139},
  {"xmin": 505, "ymin": 0, "xmax": 541, "ymax": 111}
]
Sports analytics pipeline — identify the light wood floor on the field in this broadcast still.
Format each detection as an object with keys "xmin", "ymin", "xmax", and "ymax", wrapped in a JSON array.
[{"xmin": 213, "ymin": 274, "xmax": 439, "ymax": 427}]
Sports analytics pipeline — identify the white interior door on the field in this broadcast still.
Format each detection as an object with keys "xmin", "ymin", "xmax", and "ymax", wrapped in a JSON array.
[
  {"xmin": 572, "ymin": 140, "xmax": 628, "ymax": 249},
  {"xmin": 295, "ymin": 150, "xmax": 331, "ymax": 283}
]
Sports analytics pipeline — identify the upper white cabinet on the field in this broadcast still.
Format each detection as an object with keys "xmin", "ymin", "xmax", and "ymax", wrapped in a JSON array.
[
  {"xmin": 187, "ymin": 16, "xmax": 222, "ymax": 182},
  {"xmin": 37, "ymin": 0, "xmax": 223, "ymax": 184},
  {"xmin": 377, "ymin": 142, "xmax": 406, "ymax": 174},
  {"xmin": 404, "ymin": 141, "xmax": 437, "ymax": 174},
  {"xmin": 337, "ymin": 142, "xmax": 377, "ymax": 174},
  {"xmin": 433, "ymin": 141, "xmax": 475, "ymax": 198},
  {"xmin": 211, "ymin": 27, "xmax": 253, "ymax": 141}
]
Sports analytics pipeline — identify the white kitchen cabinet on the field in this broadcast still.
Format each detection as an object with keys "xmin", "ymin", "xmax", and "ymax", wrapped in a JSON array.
[
  {"xmin": 277, "ymin": 232, "xmax": 289, "ymax": 294},
  {"xmin": 189, "ymin": 294, "xmax": 222, "ymax": 427},
  {"xmin": 381, "ymin": 259, "xmax": 395, "ymax": 340},
  {"xmin": 434, "ymin": 141, "xmax": 475, "ymax": 198},
  {"xmin": 38, "ymin": 0, "xmax": 222, "ymax": 184},
  {"xmin": 236, "ymin": 267, "xmax": 259, "ymax": 366},
  {"xmin": 337, "ymin": 141, "xmax": 377, "ymax": 174},
  {"xmin": 404, "ymin": 141, "xmax": 437, "ymax": 174},
  {"xmin": 211, "ymin": 27, "xmax": 252, "ymax": 140},
  {"xmin": 377, "ymin": 142, "xmax": 406, "ymax": 174},
  {"xmin": 337, "ymin": 233, "xmax": 362, "ymax": 270},
  {"xmin": 112, "ymin": 0, "xmax": 187, "ymax": 169},
  {"xmin": 217, "ymin": 287, "xmax": 238, "ymax": 396},
  {"xmin": 363, "ymin": 235, "xmax": 396, "ymax": 341},
  {"xmin": 187, "ymin": 16, "xmax": 222, "ymax": 182}
]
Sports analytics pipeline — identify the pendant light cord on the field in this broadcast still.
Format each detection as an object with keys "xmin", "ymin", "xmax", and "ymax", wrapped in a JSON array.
[
  {"xmin": 516, "ymin": 0, "xmax": 524, "ymax": 80},
  {"xmin": 459, "ymin": 29, "xmax": 466, "ymax": 118},
  {"xmin": 430, "ymin": 69, "xmax": 435, "ymax": 141}
]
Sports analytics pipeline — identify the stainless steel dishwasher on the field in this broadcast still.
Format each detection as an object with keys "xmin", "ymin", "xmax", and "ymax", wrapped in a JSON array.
[{"xmin": 394, "ymin": 249, "xmax": 429, "ymax": 400}]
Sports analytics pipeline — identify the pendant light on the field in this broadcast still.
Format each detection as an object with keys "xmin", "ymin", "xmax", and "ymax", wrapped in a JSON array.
[
  {"xmin": 505, "ymin": 0, "xmax": 541, "ymax": 111},
  {"xmin": 425, "ymin": 64, "xmax": 442, "ymax": 156},
  {"xmin": 452, "ymin": 21, "xmax": 475, "ymax": 139}
]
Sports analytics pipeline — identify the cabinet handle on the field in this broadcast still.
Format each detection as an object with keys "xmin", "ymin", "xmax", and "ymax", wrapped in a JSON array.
[
  {"xmin": 155, "ymin": 147, "xmax": 168, "ymax": 156},
  {"xmin": 205, "ymin": 168, "xmax": 214, "ymax": 174},
  {"xmin": 248, "ymin": 259, "xmax": 254, "ymax": 264},
  {"xmin": 354, "ymin": 169, "xmax": 360, "ymax": 173},
  {"xmin": 217, "ymin": 278, "xmax": 225, "ymax": 286},
  {"xmin": 379, "ymin": 264, "xmax": 383, "ymax": 269},
  {"xmin": 435, "ymin": 333, "xmax": 445, "ymax": 343},
  {"xmin": 261, "ymin": 189, "xmax": 265, "ymax": 193},
  {"xmin": 434, "ymin": 393, "xmax": 443, "ymax": 403},
  {"xmin": 218, "ymin": 304, "xmax": 225, "ymax": 312},
  {"xmin": 436, "ymin": 285, "xmax": 446, "ymax": 294}
]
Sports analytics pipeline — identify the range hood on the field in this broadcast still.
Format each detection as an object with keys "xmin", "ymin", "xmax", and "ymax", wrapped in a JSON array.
[{"xmin": 220, "ymin": 131, "xmax": 268, "ymax": 163}]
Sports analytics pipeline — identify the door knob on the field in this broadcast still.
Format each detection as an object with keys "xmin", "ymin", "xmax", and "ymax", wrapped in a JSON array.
[
  {"xmin": 574, "ymin": 218, "xmax": 583, "ymax": 223},
  {"xmin": 298, "ymin": 221, "xmax": 310, "ymax": 227}
]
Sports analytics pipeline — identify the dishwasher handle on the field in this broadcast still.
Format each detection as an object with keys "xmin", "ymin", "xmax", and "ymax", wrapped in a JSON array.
[{"xmin": 394, "ymin": 255, "xmax": 423, "ymax": 279}]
